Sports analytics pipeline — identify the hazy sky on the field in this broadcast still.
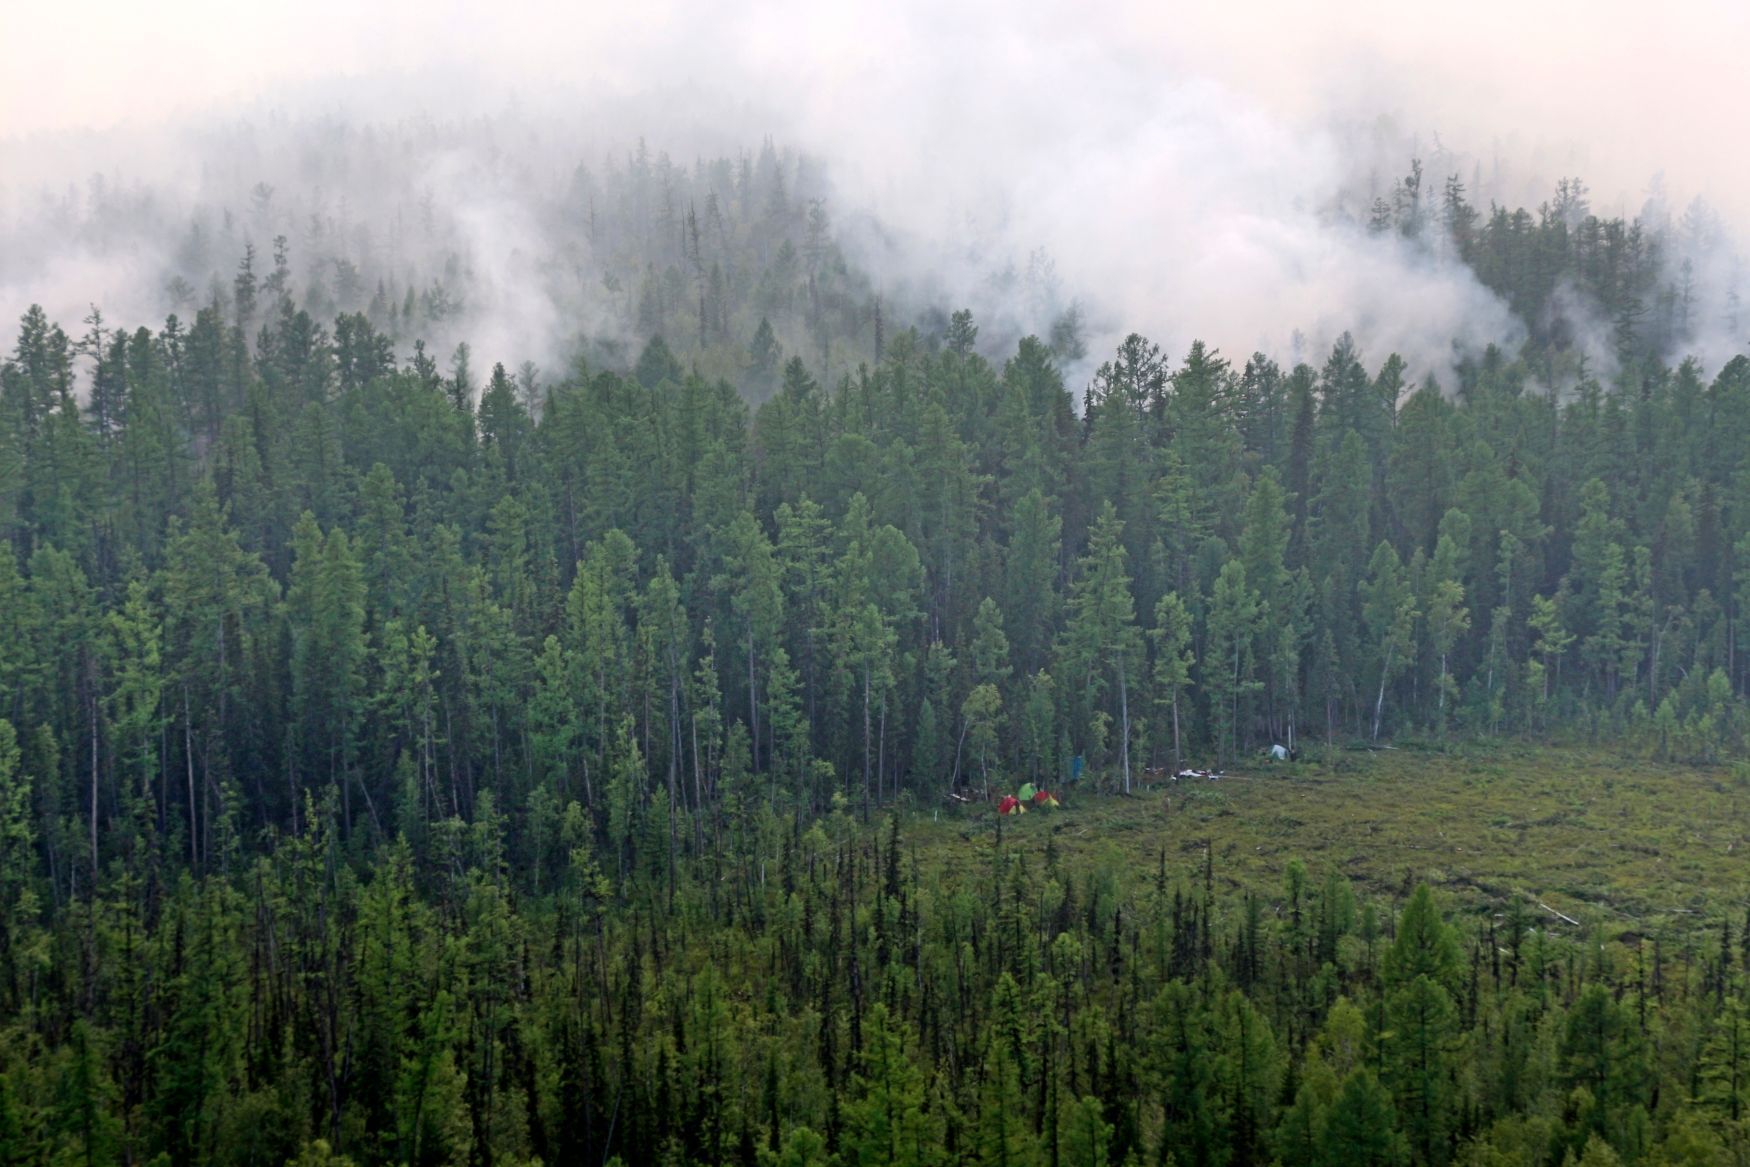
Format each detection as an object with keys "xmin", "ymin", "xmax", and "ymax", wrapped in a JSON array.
[
  {"xmin": 6, "ymin": 0, "xmax": 1746, "ymax": 225},
  {"xmin": 4, "ymin": 0, "xmax": 1747, "ymax": 382}
]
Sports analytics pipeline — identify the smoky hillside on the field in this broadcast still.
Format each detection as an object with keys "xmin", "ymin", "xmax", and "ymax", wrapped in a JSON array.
[
  {"xmin": 1, "ymin": 118, "xmax": 1096, "ymax": 401},
  {"xmin": 6, "ymin": 112, "xmax": 1748, "ymax": 399}
]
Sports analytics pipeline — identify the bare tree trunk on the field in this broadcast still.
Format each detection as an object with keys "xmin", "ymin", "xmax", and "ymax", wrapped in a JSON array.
[
  {"xmin": 862, "ymin": 667, "xmax": 872, "ymax": 820},
  {"xmin": 1372, "ymin": 646, "xmax": 1394, "ymax": 741},
  {"xmin": 1172, "ymin": 696, "xmax": 1182, "ymax": 773},
  {"xmin": 184, "ymin": 686, "xmax": 198, "ymax": 869},
  {"xmin": 1438, "ymin": 654, "xmax": 1448, "ymax": 735},
  {"xmin": 690, "ymin": 710, "xmax": 704, "ymax": 851},
  {"xmin": 951, "ymin": 720, "xmax": 969, "ymax": 793},
  {"xmin": 1117, "ymin": 663, "xmax": 1131, "ymax": 794},
  {"xmin": 445, "ymin": 702, "xmax": 461, "ymax": 817},
  {"xmin": 667, "ymin": 674, "xmax": 680, "ymax": 902},
  {"xmin": 89, "ymin": 687, "xmax": 99, "ymax": 879},
  {"xmin": 1230, "ymin": 644, "xmax": 1242, "ymax": 764},
  {"xmin": 339, "ymin": 732, "xmax": 352, "ymax": 836},
  {"xmin": 747, "ymin": 629, "xmax": 759, "ymax": 773},
  {"xmin": 876, "ymin": 696, "xmax": 887, "ymax": 804}
]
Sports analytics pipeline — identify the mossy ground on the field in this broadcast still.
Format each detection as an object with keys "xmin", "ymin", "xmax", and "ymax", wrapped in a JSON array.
[{"xmin": 905, "ymin": 742, "xmax": 1750, "ymax": 942}]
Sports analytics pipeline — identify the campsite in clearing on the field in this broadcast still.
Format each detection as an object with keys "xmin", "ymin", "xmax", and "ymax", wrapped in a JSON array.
[{"xmin": 931, "ymin": 742, "xmax": 1748, "ymax": 945}]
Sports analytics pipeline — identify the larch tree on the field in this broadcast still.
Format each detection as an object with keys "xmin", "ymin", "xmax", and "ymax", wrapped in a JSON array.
[
  {"xmin": 1362, "ymin": 541, "xmax": 1417, "ymax": 741},
  {"xmin": 1204, "ymin": 559, "xmax": 1263, "ymax": 764},
  {"xmin": 1150, "ymin": 592, "xmax": 1195, "ymax": 772},
  {"xmin": 1062, "ymin": 503, "xmax": 1142, "ymax": 792}
]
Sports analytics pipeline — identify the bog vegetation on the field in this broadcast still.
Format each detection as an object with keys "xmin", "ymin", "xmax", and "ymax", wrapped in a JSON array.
[{"xmin": 0, "ymin": 145, "xmax": 1748, "ymax": 1165}]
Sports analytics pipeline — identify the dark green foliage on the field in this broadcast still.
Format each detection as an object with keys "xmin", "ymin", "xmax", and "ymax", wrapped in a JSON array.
[{"xmin": 0, "ymin": 152, "xmax": 1748, "ymax": 1166}]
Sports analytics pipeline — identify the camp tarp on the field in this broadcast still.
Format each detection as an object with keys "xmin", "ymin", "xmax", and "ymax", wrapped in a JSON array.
[{"xmin": 1017, "ymin": 782, "xmax": 1037, "ymax": 802}]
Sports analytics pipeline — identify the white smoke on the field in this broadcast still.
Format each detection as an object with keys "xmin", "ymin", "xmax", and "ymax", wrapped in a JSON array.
[{"xmin": 1, "ymin": 0, "xmax": 1745, "ymax": 386}]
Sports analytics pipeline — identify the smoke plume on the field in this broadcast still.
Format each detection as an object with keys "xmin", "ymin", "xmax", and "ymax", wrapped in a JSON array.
[{"xmin": 2, "ymin": 0, "xmax": 1746, "ymax": 388}]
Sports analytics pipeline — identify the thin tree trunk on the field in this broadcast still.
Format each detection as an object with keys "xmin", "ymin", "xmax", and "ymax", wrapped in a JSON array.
[
  {"xmin": 339, "ymin": 732, "xmax": 352, "ymax": 835},
  {"xmin": 877, "ymin": 696, "xmax": 887, "ymax": 804},
  {"xmin": 89, "ymin": 687, "xmax": 99, "ymax": 880},
  {"xmin": 862, "ymin": 666, "xmax": 872, "ymax": 819},
  {"xmin": 184, "ymin": 687, "xmax": 198, "ymax": 869},
  {"xmin": 951, "ymin": 720, "xmax": 969, "ymax": 793},
  {"xmin": 445, "ymin": 702, "xmax": 461, "ymax": 817},
  {"xmin": 690, "ymin": 710, "xmax": 704, "ymax": 851},
  {"xmin": 492, "ymin": 703, "xmax": 503, "ymax": 797},
  {"xmin": 667, "ymin": 673, "xmax": 680, "ymax": 902},
  {"xmin": 1117, "ymin": 662, "xmax": 1131, "ymax": 794},
  {"xmin": 1372, "ymin": 645, "xmax": 1394, "ymax": 741},
  {"xmin": 747, "ymin": 629, "xmax": 759, "ymax": 773},
  {"xmin": 1172, "ymin": 695, "xmax": 1182, "ymax": 774}
]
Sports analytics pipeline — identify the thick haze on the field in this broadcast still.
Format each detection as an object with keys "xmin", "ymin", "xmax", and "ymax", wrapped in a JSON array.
[{"xmin": 4, "ymin": 0, "xmax": 1747, "ymax": 383}]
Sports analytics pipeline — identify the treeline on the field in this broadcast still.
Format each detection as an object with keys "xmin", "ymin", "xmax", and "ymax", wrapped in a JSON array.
[{"xmin": 3, "ymin": 281, "xmax": 1750, "ymax": 880}]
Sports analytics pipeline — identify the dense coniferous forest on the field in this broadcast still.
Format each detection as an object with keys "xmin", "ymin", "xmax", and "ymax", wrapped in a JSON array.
[{"xmin": 2, "ymin": 142, "xmax": 1750, "ymax": 1166}]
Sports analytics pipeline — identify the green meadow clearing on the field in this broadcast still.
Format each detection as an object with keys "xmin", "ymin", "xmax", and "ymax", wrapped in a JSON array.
[{"xmin": 912, "ymin": 743, "xmax": 1750, "ymax": 945}]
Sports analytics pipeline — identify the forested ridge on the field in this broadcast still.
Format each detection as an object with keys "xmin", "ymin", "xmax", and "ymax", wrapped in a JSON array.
[{"xmin": 2, "ymin": 146, "xmax": 1750, "ymax": 1165}]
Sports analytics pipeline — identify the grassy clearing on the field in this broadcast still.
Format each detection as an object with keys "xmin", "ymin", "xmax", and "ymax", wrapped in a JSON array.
[{"xmin": 906, "ymin": 742, "xmax": 1750, "ymax": 940}]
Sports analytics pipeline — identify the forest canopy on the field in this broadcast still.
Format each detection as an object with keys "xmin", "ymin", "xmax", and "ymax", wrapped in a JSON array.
[{"xmin": 1, "ymin": 133, "xmax": 1749, "ymax": 1166}]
